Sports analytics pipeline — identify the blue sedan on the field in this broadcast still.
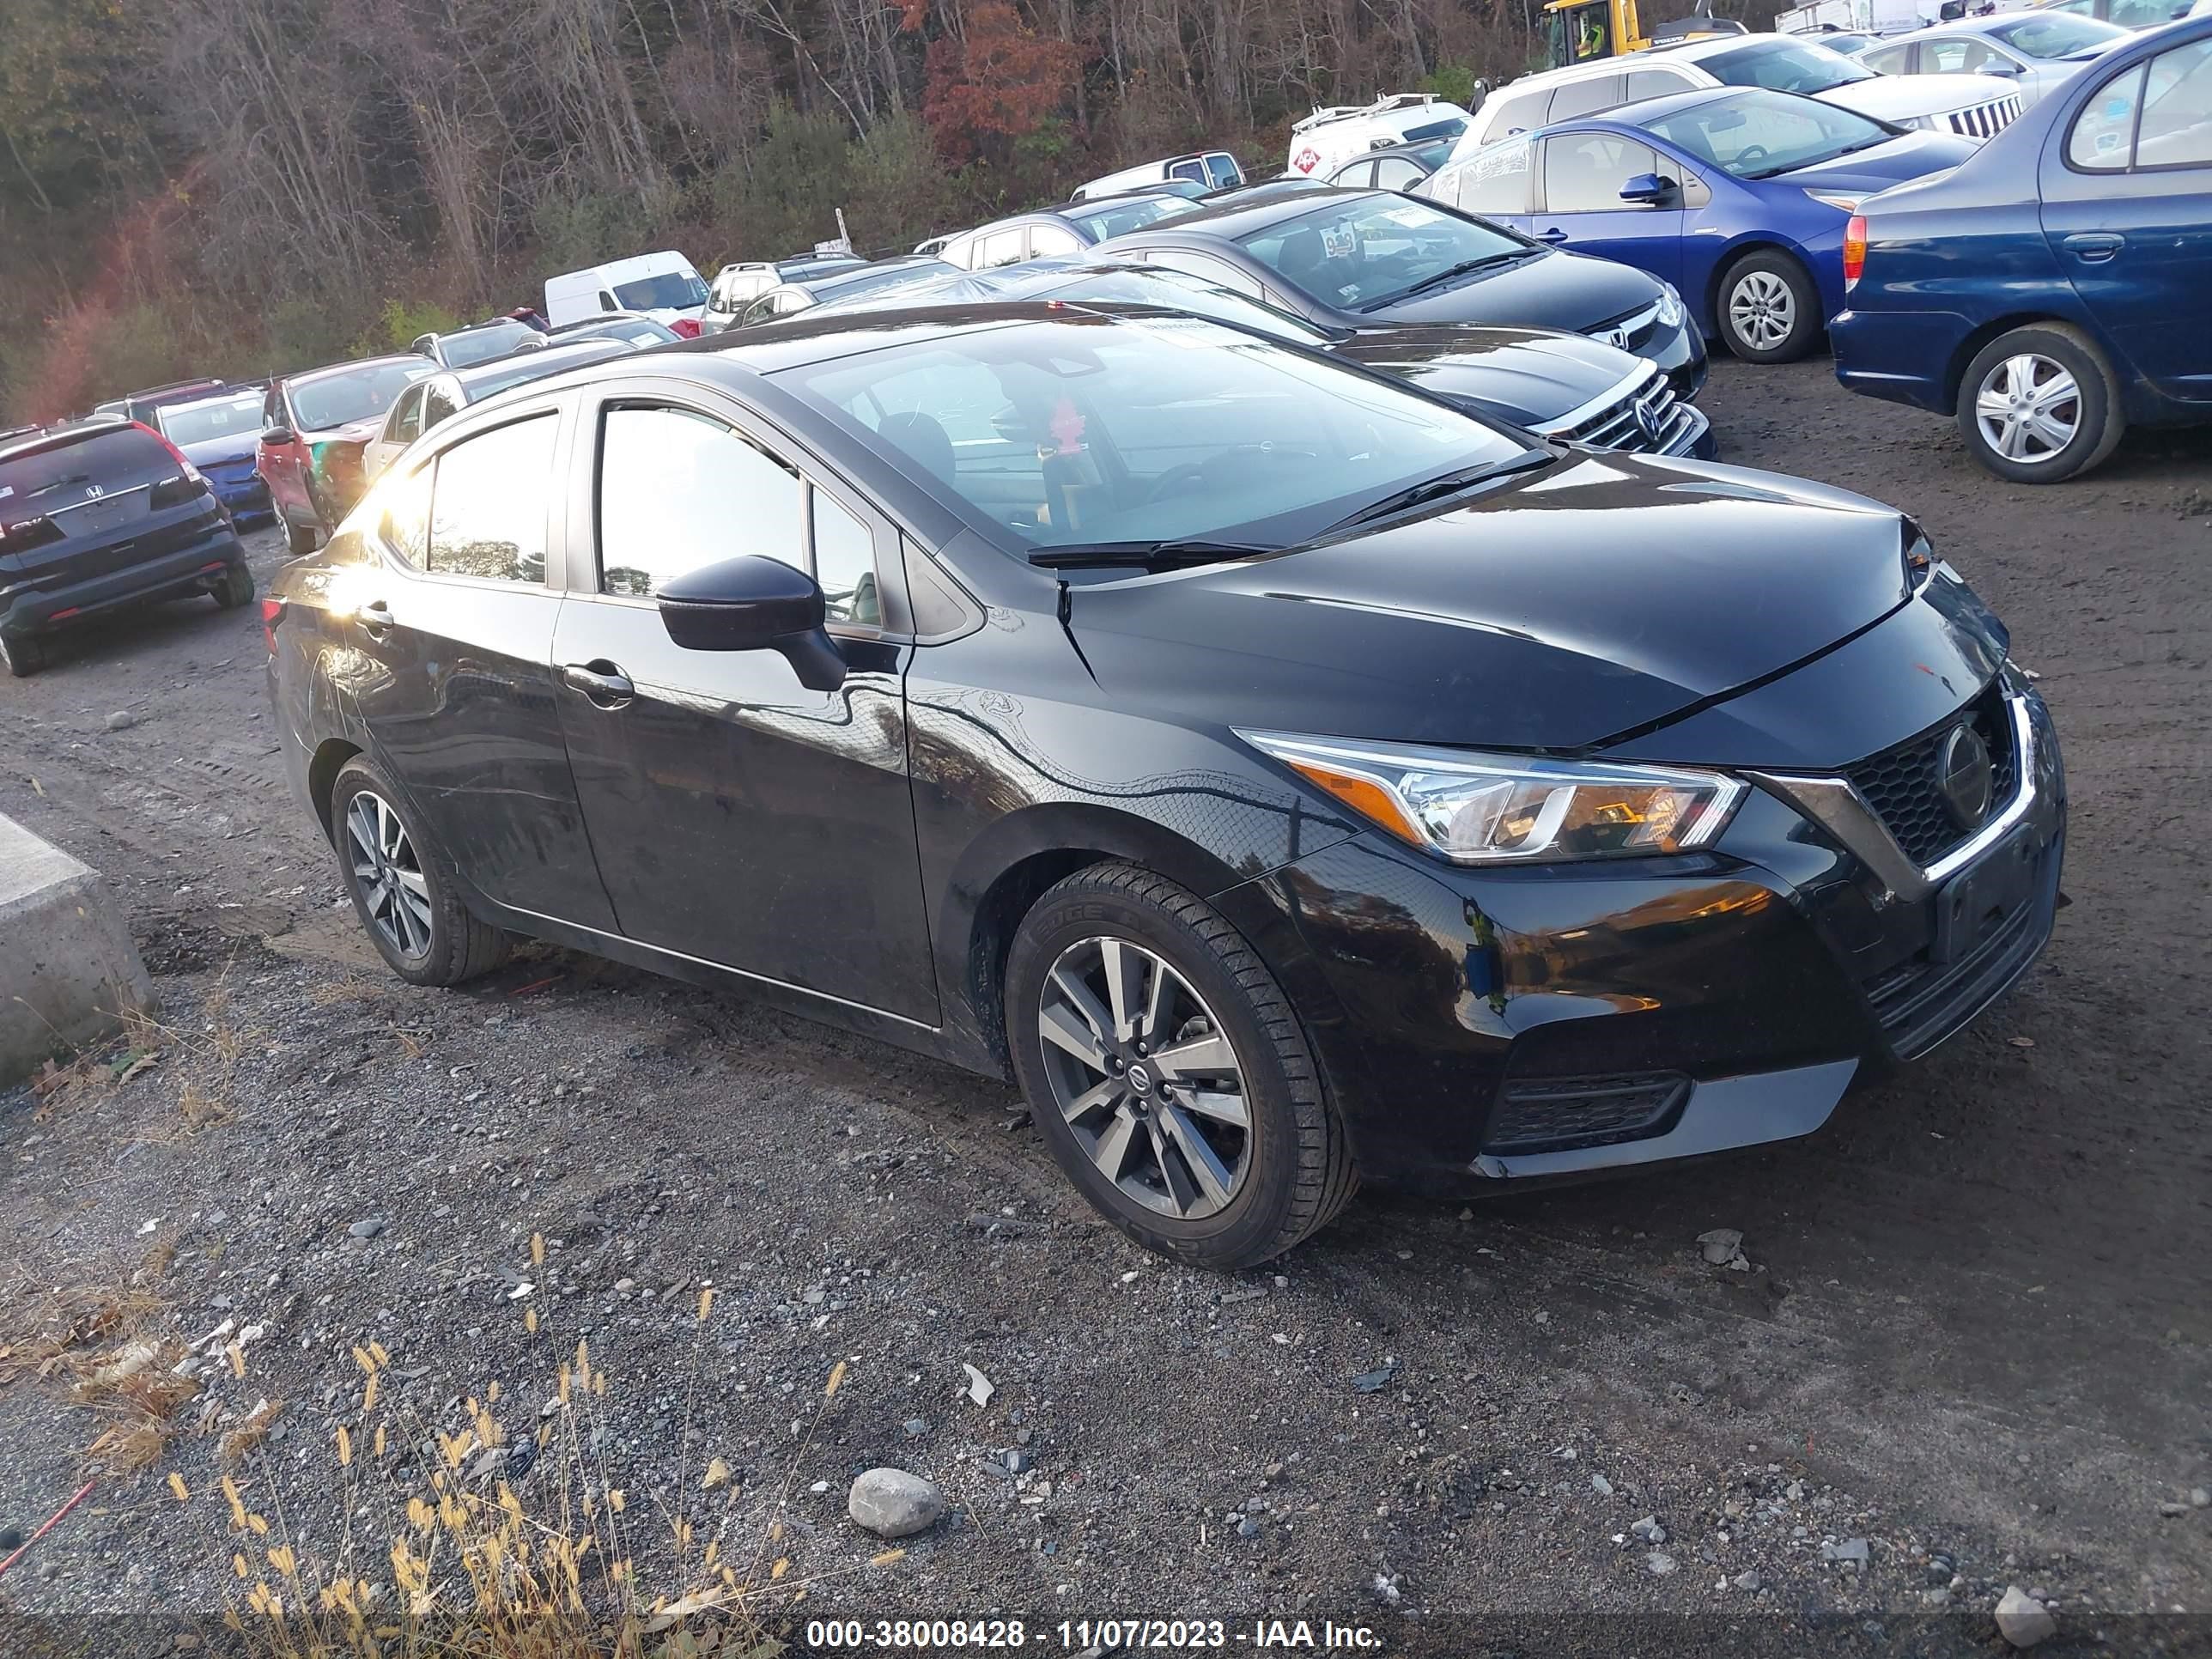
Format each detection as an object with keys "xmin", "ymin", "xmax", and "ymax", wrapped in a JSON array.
[
  {"xmin": 1421, "ymin": 88, "xmax": 1975, "ymax": 362},
  {"xmin": 1832, "ymin": 15, "xmax": 2212, "ymax": 481}
]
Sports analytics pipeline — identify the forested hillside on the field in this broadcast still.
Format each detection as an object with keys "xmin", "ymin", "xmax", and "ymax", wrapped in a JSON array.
[{"xmin": 0, "ymin": 0, "xmax": 1771, "ymax": 419}]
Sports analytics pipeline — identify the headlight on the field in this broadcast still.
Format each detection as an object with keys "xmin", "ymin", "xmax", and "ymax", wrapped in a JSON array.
[
  {"xmin": 1656, "ymin": 282, "xmax": 1686, "ymax": 329},
  {"xmin": 1240, "ymin": 731, "xmax": 1745, "ymax": 865},
  {"xmin": 1806, "ymin": 190, "xmax": 1863, "ymax": 214},
  {"xmin": 1896, "ymin": 113, "xmax": 1936, "ymax": 131}
]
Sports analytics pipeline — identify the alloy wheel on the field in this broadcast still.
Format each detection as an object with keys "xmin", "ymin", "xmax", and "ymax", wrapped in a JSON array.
[
  {"xmin": 1974, "ymin": 353, "xmax": 2081, "ymax": 465},
  {"xmin": 1036, "ymin": 936, "xmax": 1253, "ymax": 1220},
  {"xmin": 1729, "ymin": 270, "xmax": 1796, "ymax": 354},
  {"xmin": 344, "ymin": 789, "xmax": 434, "ymax": 958}
]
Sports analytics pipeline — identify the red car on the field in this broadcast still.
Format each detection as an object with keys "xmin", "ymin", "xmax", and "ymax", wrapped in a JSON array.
[{"xmin": 257, "ymin": 356, "xmax": 432, "ymax": 553}]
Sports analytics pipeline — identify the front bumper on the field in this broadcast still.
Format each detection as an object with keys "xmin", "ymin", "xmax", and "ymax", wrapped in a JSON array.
[
  {"xmin": 1260, "ymin": 678, "xmax": 2063, "ymax": 1194},
  {"xmin": 0, "ymin": 523, "xmax": 248, "ymax": 637}
]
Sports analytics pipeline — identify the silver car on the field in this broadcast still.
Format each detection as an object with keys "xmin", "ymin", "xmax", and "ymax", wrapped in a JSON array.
[{"xmin": 1858, "ymin": 12, "xmax": 2133, "ymax": 106}]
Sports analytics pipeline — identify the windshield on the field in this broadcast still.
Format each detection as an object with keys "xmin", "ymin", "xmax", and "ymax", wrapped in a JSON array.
[
  {"xmin": 289, "ymin": 361, "xmax": 434, "ymax": 431},
  {"xmin": 1237, "ymin": 196, "xmax": 1530, "ymax": 311},
  {"xmin": 1990, "ymin": 14, "xmax": 2125, "ymax": 56},
  {"xmin": 1044, "ymin": 270, "xmax": 1335, "ymax": 347},
  {"xmin": 1639, "ymin": 89, "xmax": 1893, "ymax": 179},
  {"xmin": 156, "ymin": 392, "xmax": 266, "ymax": 447},
  {"xmin": 817, "ymin": 264, "xmax": 945, "ymax": 302},
  {"xmin": 1698, "ymin": 38, "xmax": 1874, "ymax": 93},
  {"xmin": 774, "ymin": 312, "xmax": 1530, "ymax": 553},
  {"xmin": 1062, "ymin": 195, "xmax": 1206, "ymax": 239},
  {"xmin": 612, "ymin": 270, "xmax": 709, "ymax": 311}
]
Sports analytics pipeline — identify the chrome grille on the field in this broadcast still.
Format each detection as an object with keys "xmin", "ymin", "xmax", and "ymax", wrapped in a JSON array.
[
  {"xmin": 1948, "ymin": 94, "xmax": 2021, "ymax": 140},
  {"xmin": 1540, "ymin": 368, "xmax": 1686, "ymax": 453}
]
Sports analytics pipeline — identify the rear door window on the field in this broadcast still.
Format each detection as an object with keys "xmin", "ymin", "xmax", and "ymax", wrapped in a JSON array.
[
  {"xmin": 1373, "ymin": 155, "xmax": 1430, "ymax": 190},
  {"xmin": 1434, "ymin": 137, "xmax": 1536, "ymax": 214},
  {"xmin": 1857, "ymin": 43, "xmax": 1914, "ymax": 74},
  {"xmin": 1549, "ymin": 75, "xmax": 1627, "ymax": 119},
  {"xmin": 426, "ymin": 416, "xmax": 556, "ymax": 584},
  {"xmin": 1484, "ymin": 87, "xmax": 1554, "ymax": 139},
  {"xmin": 2136, "ymin": 37, "xmax": 2212, "ymax": 167},
  {"xmin": 1924, "ymin": 35, "xmax": 2002, "ymax": 73},
  {"xmin": 1205, "ymin": 153, "xmax": 1243, "ymax": 187},
  {"xmin": 976, "ymin": 228, "xmax": 1029, "ymax": 268},
  {"xmin": 1028, "ymin": 222, "xmax": 1085, "ymax": 258}
]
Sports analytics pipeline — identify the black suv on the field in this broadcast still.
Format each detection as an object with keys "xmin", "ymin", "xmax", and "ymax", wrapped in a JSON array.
[{"xmin": 0, "ymin": 418, "xmax": 254, "ymax": 676}]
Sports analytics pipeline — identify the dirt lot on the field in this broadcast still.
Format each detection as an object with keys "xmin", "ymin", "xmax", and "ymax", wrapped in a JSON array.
[{"xmin": 1, "ymin": 362, "xmax": 2208, "ymax": 1656}]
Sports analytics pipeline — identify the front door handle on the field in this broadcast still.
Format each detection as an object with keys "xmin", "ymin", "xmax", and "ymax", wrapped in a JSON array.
[
  {"xmin": 2063, "ymin": 232, "xmax": 2123, "ymax": 264},
  {"xmin": 358, "ymin": 599, "xmax": 392, "ymax": 635},
  {"xmin": 562, "ymin": 660, "xmax": 635, "ymax": 707},
  {"xmin": 1538, "ymin": 227, "xmax": 1570, "ymax": 244}
]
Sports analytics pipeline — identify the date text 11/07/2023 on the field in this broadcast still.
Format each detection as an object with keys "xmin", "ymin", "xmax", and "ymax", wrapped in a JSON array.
[{"xmin": 799, "ymin": 1618, "xmax": 1387, "ymax": 1650}]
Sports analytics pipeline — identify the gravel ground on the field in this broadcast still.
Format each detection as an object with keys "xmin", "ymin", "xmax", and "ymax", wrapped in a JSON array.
[{"xmin": 1, "ymin": 362, "xmax": 2209, "ymax": 1657}]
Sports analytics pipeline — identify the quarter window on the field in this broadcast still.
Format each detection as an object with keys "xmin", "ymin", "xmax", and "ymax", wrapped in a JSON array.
[
  {"xmin": 1435, "ymin": 137, "xmax": 1535, "ymax": 214},
  {"xmin": 596, "ymin": 405, "xmax": 804, "ymax": 598},
  {"xmin": 811, "ymin": 489, "xmax": 880, "ymax": 627},
  {"xmin": 1545, "ymin": 134, "xmax": 1663, "ymax": 211},
  {"xmin": 2070, "ymin": 63, "xmax": 2147, "ymax": 167},
  {"xmin": 427, "ymin": 416, "xmax": 555, "ymax": 584},
  {"xmin": 1484, "ymin": 87, "xmax": 1554, "ymax": 140},
  {"xmin": 1626, "ymin": 68, "xmax": 1692, "ymax": 100}
]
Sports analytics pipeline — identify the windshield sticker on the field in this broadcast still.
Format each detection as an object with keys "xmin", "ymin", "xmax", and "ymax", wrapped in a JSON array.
[
  {"xmin": 1125, "ymin": 313, "xmax": 1221, "ymax": 347},
  {"xmin": 0, "ymin": 485, "xmax": 12, "ymax": 501},
  {"xmin": 1319, "ymin": 223, "xmax": 1360, "ymax": 259},
  {"xmin": 1381, "ymin": 205, "xmax": 1431, "ymax": 228}
]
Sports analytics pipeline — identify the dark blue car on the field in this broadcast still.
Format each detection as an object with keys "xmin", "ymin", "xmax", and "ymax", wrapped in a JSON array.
[
  {"xmin": 149, "ymin": 384, "xmax": 275, "ymax": 524},
  {"xmin": 1422, "ymin": 88, "xmax": 1975, "ymax": 363},
  {"xmin": 1832, "ymin": 17, "xmax": 2212, "ymax": 481}
]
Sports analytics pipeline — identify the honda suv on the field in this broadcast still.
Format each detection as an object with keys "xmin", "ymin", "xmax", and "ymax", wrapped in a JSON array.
[{"xmin": 0, "ymin": 418, "xmax": 253, "ymax": 675}]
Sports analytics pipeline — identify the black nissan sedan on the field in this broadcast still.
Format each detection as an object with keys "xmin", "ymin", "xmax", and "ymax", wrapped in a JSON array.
[
  {"xmin": 1099, "ymin": 183, "xmax": 1706, "ymax": 394},
  {"xmin": 265, "ymin": 304, "xmax": 2063, "ymax": 1269}
]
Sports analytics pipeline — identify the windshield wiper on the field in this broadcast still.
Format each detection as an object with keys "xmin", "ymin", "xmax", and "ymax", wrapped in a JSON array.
[
  {"xmin": 1367, "ymin": 251, "xmax": 1534, "ymax": 310},
  {"xmin": 19, "ymin": 471, "xmax": 92, "ymax": 502},
  {"xmin": 1315, "ymin": 451, "xmax": 1553, "ymax": 538},
  {"xmin": 1027, "ymin": 538, "xmax": 1271, "ymax": 571}
]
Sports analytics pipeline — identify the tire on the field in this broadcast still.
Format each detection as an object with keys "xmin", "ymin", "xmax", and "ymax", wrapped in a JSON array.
[
  {"xmin": 1005, "ymin": 862, "xmax": 1358, "ymax": 1270},
  {"xmin": 1717, "ymin": 249, "xmax": 1821, "ymax": 365},
  {"xmin": 329, "ymin": 757, "xmax": 509, "ymax": 987},
  {"xmin": 0, "ymin": 630, "xmax": 45, "ymax": 678},
  {"xmin": 211, "ymin": 562, "xmax": 256, "ymax": 610},
  {"xmin": 1955, "ymin": 322, "xmax": 2125, "ymax": 484},
  {"xmin": 284, "ymin": 514, "xmax": 318, "ymax": 556}
]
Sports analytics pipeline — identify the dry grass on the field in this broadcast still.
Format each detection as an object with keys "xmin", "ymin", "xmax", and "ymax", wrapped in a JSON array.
[{"xmin": 183, "ymin": 1310, "xmax": 862, "ymax": 1659}]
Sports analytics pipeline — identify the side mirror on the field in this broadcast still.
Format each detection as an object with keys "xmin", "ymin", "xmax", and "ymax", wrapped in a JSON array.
[
  {"xmin": 656, "ymin": 555, "xmax": 847, "ymax": 691},
  {"xmin": 1620, "ymin": 172, "xmax": 1675, "ymax": 204},
  {"xmin": 261, "ymin": 425, "xmax": 296, "ymax": 447},
  {"xmin": 1977, "ymin": 58, "xmax": 2021, "ymax": 75}
]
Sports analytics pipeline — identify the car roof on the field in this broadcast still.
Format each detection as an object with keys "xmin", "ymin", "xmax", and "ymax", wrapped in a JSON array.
[
  {"xmin": 1541, "ymin": 83, "xmax": 1752, "ymax": 131},
  {"xmin": 448, "ymin": 337, "xmax": 626, "ymax": 389},
  {"xmin": 285, "ymin": 353, "xmax": 432, "ymax": 388},
  {"xmin": 1097, "ymin": 181, "xmax": 1375, "ymax": 242}
]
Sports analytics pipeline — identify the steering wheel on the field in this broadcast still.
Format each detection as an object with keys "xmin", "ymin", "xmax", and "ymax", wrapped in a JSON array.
[
  {"xmin": 1731, "ymin": 144, "xmax": 1771, "ymax": 170},
  {"xmin": 1142, "ymin": 443, "xmax": 1318, "ymax": 505}
]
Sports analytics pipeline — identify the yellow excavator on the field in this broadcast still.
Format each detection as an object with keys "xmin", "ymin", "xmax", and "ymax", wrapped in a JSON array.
[{"xmin": 1536, "ymin": 0, "xmax": 1747, "ymax": 70}]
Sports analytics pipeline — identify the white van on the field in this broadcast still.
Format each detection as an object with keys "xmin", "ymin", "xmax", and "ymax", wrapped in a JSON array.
[
  {"xmin": 1070, "ymin": 151, "xmax": 1245, "ymax": 200},
  {"xmin": 1285, "ymin": 94, "xmax": 1479, "ymax": 179},
  {"xmin": 542, "ymin": 251, "xmax": 710, "ymax": 334}
]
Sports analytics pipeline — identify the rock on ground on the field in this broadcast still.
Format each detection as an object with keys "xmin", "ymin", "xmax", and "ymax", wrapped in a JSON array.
[
  {"xmin": 1995, "ymin": 1585, "xmax": 2057, "ymax": 1649},
  {"xmin": 848, "ymin": 1468, "xmax": 944, "ymax": 1539}
]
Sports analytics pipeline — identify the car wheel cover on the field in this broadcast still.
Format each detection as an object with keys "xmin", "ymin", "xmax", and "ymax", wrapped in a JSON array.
[
  {"xmin": 1036, "ymin": 936, "xmax": 1253, "ymax": 1220},
  {"xmin": 345, "ymin": 789, "xmax": 435, "ymax": 958},
  {"xmin": 1729, "ymin": 270, "xmax": 1796, "ymax": 352},
  {"xmin": 1974, "ymin": 352, "xmax": 2081, "ymax": 465}
]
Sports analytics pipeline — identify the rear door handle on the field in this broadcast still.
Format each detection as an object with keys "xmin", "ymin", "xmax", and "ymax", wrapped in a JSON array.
[
  {"xmin": 1538, "ymin": 227, "xmax": 1570, "ymax": 244},
  {"xmin": 562, "ymin": 660, "xmax": 634, "ymax": 707},
  {"xmin": 358, "ymin": 599, "xmax": 392, "ymax": 635},
  {"xmin": 2063, "ymin": 232, "xmax": 2123, "ymax": 264}
]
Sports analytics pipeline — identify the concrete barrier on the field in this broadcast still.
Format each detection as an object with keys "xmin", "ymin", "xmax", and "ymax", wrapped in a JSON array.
[{"xmin": 0, "ymin": 811, "xmax": 155, "ymax": 1085}]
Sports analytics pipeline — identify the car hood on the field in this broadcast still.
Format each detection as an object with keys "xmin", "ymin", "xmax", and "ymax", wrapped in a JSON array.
[
  {"xmin": 179, "ymin": 433, "xmax": 260, "ymax": 470},
  {"xmin": 1816, "ymin": 72, "xmax": 2011, "ymax": 118},
  {"xmin": 1359, "ymin": 246, "xmax": 1660, "ymax": 329},
  {"xmin": 1773, "ymin": 131, "xmax": 1979, "ymax": 193},
  {"xmin": 1063, "ymin": 453, "xmax": 1916, "ymax": 753},
  {"xmin": 1328, "ymin": 324, "xmax": 1644, "ymax": 427}
]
